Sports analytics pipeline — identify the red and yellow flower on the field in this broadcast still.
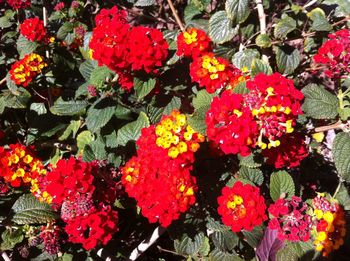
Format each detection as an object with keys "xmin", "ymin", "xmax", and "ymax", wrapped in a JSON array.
[
  {"xmin": 311, "ymin": 194, "xmax": 346, "ymax": 256},
  {"xmin": 218, "ymin": 181, "xmax": 267, "ymax": 232},
  {"xmin": 0, "ymin": 144, "xmax": 47, "ymax": 200},
  {"xmin": 10, "ymin": 53, "xmax": 47, "ymax": 87},
  {"xmin": 177, "ymin": 28, "xmax": 212, "ymax": 58}
]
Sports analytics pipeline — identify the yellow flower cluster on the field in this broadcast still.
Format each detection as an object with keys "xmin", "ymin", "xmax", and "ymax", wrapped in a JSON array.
[
  {"xmin": 155, "ymin": 111, "xmax": 205, "ymax": 159},
  {"xmin": 183, "ymin": 30, "xmax": 198, "ymax": 45},
  {"xmin": 201, "ymin": 55, "xmax": 226, "ymax": 80}
]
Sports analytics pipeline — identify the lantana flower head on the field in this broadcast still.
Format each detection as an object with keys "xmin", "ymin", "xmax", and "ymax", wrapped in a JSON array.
[
  {"xmin": 268, "ymin": 196, "xmax": 312, "ymax": 242},
  {"xmin": 10, "ymin": 53, "xmax": 47, "ymax": 87},
  {"xmin": 177, "ymin": 28, "xmax": 212, "ymax": 58},
  {"xmin": 128, "ymin": 26, "xmax": 169, "ymax": 73},
  {"xmin": 206, "ymin": 91, "xmax": 258, "ymax": 156},
  {"xmin": 311, "ymin": 194, "xmax": 346, "ymax": 256},
  {"xmin": 262, "ymin": 133, "xmax": 309, "ymax": 169},
  {"xmin": 43, "ymin": 157, "xmax": 95, "ymax": 206},
  {"xmin": 244, "ymin": 73, "xmax": 304, "ymax": 150},
  {"xmin": 6, "ymin": 0, "xmax": 30, "ymax": 9},
  {"xmin": 217, "ymin": 181, "xmax": 267, "ymax": 232},
  {"xmin": 190, "ymin": 53, "xmax": 243, "ymax": 93},
  {"xmin": 64, "ymin": 205, "xmax": 119, "ymax": 250},
  {"xmin": 20, "ymin": 17, "xmax": 47, "ymax": 42},
  {"xmin": 0, "ymin": 144, "xmax": 47, "ymax": 199},
  {"xmin": 313, "ymin": 29, "xmax": 350, "ymax": 78}
]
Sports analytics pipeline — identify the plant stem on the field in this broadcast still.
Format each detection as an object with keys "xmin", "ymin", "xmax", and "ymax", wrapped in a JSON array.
[
  {"xmin": 1, "ymin": 252, "xmax": 11, "ymax": 261},
  {"xmin": 166, "ymin": 0, "xmax": 185, "ymax": 32},
  {"xmin": 255, "ymin": 0, "xmax": 268, "ymax": 62},
  {"xmin": 333, "ymin": 181, "xmax": 342, "ymax": 198},
  {"xmin": 314, "ymin": 120, "xmax": 344, "ymax": 133},
  {"xmin": 0, "ymin": 77, "xmax": 6, "ymax": 86},
  {"xmin": 157, "ymin": 246, "xmax": 187, "ymax": 257}
]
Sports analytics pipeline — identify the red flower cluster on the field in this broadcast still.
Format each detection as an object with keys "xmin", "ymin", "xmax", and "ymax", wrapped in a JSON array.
[
  {"xmin": 311, "ymin": 194, "xmax": 346, "ymax": 256},
  {"xmin": 206, "ymin": 73, "xmax": 305, "ymax": 161},
  {"xmin": 20, "ymin": 17, "xmax": 47, "ymax": 42},
  {"xmin": 54, "ymin": 2, "xmax": 65, "ymax": 11},
  {"xmin": 39, "ymin": 157, "xmax": 120, "ymax": 250},
  {"xmin": 177, "ymin": 28, "xmax": 212, "ymax": 58},
  {"xmin": 262, "ymin": 133, "xmax": 308, "ymax": 169},
  {"xmin": 206, "ymin": 91, "xmax": 258, "ymax": 156},
  {"xmin": 40, "ymin": 225, "xmax": 61, "ymax": 255},
  {"xmin": 89, "ymin": 7, "xmax": 168, "ymax": 90},
  {"xmin": 268, "ymin": 196, "xmax": 312, "ymax": 242},
  {"xmin": 121, "ymin": 111, "xmax": 203, "ymax": 227},
  {"xmin": 313, "ymin": 29, "xmax": 350, "ymax": 78},
  {"xmin": 10, "ymin": 53, "xmax": 47, "ymax": 87},
  {"xmin": 44, "ymin": 157, "xmax": 95, "ymax": 205},
  {"xmin": 0, "ymin": 144, "xmax": 47, "ymax": 198},
  {"xmin": 245, "ymin": 73, "xmax": 304, "ymax": 150},
  {"xmin": 6, "ymin": 0, "xmax": 30, "ymax": 9},
  {"xmin": 64, "ymin": 205, "xmax": 118, "ymax": 250},
  {"xmin": 190, "ymin": 53, "xmax": 245, "ymax": 93},
  {"xmin": 217, "ymin": 181, "xmax": 267, "ymax": 232}
]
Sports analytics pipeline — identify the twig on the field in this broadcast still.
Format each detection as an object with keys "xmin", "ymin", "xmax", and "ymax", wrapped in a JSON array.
[
  {"xmin": 42, "ymin": 6, "xmax": 49, "ymax": 59},
  {"xmin": 332, "ymin": 181, "xmax": 343, "ymax": 198},
  {"xmin": 255, "ymin": 0, "xmax": 268, "ymax": 63},
  {"xmin": 314, "ymin": 120, "xmax": 345, "ymax": 133},
  {"xmin": 128, "ymin": 226, "xmax": 166, "ymax": 260},
  {"xmin": 157, "ymin": 246, "xmax": 187, "ymax": 257},
  {"xmin": 166, "ymin": 0, "xmax": 185, "ymax": 31},
  {"xmin": 1, "ymin": 252, "xmax": 11, "ymax": 261},
  {"xmin": 0, "ymin": 77, "xmax": 6, "ymax": 86}
]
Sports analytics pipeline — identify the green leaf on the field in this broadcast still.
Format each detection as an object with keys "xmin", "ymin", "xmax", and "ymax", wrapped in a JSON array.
[
  {"xmin": 184, "ymin": 4, "xmax": 202, "ymax": 24},
  {"xmin": 1, "ymin": 229, "xmax": 24, "ymax": 251},
  {"xmin": 239, "ymin": 154, "xmax": 262, "ymax": 168},
  {"xmin": 89, "ymin": 136, "xmax": 107, "ymax": 160},
  {"xmin": 0, "ymin": 97, "xmax": 6, "ymax": 115},
  {"xmin": 232, "ymin": 49, "xmax": 260, "ymax": 70},
  {"xmin": 333, "ymin": 132, "xmax": 350, "ymax": 182},
  {"xmin": 193, "ymin": 89, "xmax": 215, "ymax": 110},
  {"xmin": 275, "ymin": 45, "xmax": 300, "ymax": 75},
  {"xmin": 308, "ymin": 8, "xmax": 332, "ymax": 31},
  {"xmin": 302, "ymin": 84, "xmax": 339, "ymax": 119},
  {"xmin": 211, "ymin": 230, "xmax": 239, "ymax": 252},
  {"xmin": 77, "ymin": 130, "xmax": 94, "ymax": 153},
  {"xmin": 50, "ymin": 97, "xmax": 88, "ymax": 116},
  {"xmin": 209, "ymin": 11, "xmax": 237, "ymax": 44},
  {"xmin": 187, "ymin": 106, "xmax": 209, "ymax": 135},
  {"xmin": 57, "ymin": 22, "xmax": 74, "ymax": 40},
  {"xmin": 206, "ymin": 217, "xmax": 231, "ymax": 232},
  {"xmin": 30, "ymin": 103, "xmax": 47, "ymax": 115},
  {"xmin": 116, "ymin": 112, "xmax": 150, "ymax": 146},
  {"xmin": 11, "ymin": 194, "xmax": 57, "ymax": 224},
  {"xmin": 174, "ymin": 233, "xmax": 210, "ymax": 257},
  {"xmin": 17, "ymin": 35, "xmax": 39, "ymax": 58},
  {"xmin": 79, "ymin": 59, "xmax": 98, "ymax": 81},
  {"xmin": 135, "ymin": 0, "xmax": 156, "ymax": 6},
  {"xmin": 163, "ymin": 96, "xmax": 181, "ymax": 115},
  {"xmin": 335, "ymin": 183, "xmax": 350, "ymax": 210},
  {"xmin": 105, "ymin": 131, "xmax": 118, "ymax": 148},
  {"xmin": 323, "ymin": 0, "xmax": 350, "ymax": 17},
  {"xmin": 242, "ymin": 225, "xmax": 264, "ymax": 248},
  {"xmin": 209, "ymin": 248, "xmax": 244, "ymax": 261},
  {"xmin": 251, "ymin": 59, "xmax": 273, "ymax": 77},
  {"xmin": 232, "ymin": 81, "xmax": 249, "ymax": 94},
  {"xmin": 225, "ymin": 0, "xmax": 250, "ymax": 24},
  {"xmin": 86, "ymin": 98, "xmax": 116, "ymax": 133},
  {"xmin": 270, "ymin": 170, "xmax": 295, "ymax": 201},
  {"xmin": 0, "ymin": 15, "xmax": 14, "ymax": 29},
  {"xmin": 59, "ymin": 120, "xmax": 81, "ymax": 140},
  {"xmin": 255, "ymin": 34, "xmax": 272, "ymax": 48},
  {"xmin": 89, "ymin": 65, "xmax": 114, "ymax": 89},
  {"xmin": 274, "ymin": 16, "xmax": 296, "ymax": 39},
  {"xmin": 134, "ymin": 78, "xmax": 156, "ymax": 101},
  {"xmin": 239, "ymin": 166, "xmax": 264, "ymax": 186},
  {"xmin": 3, "ymin": 88, "xmax": 31, "ymax": 109},
  {"xmin": 276, "ymin": 241, "xmax": 314, "ymax": 261}
]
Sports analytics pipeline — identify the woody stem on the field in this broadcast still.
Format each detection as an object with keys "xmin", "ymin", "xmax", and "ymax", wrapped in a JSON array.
[
  {"xmin": 314, "ymin": 120, "xmax": 344, "ymax": 133},
  {"xmin": 166, "ymin": 0, "xmax": 185, "ymax": 32}
]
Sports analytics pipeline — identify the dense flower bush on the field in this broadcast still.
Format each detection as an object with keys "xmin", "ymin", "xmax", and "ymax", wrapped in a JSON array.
[{"xmin": 1, "ymin": 0, "xmax": 350, "ymax": 260}]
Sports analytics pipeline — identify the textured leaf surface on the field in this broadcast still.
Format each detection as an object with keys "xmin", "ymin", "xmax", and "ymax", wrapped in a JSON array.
[
  {"xmin": 225, "ymin": 0, "xmax": 250, "ymax": 24},
  {"xmin": 270, "ymin": 171, "xmax": 295, "ymax": 201},
  {"xmin": 302, "ymin": 84, "xmax": 339, "ymax": 119},
  {"xmin": 209, "ymin": 11, "xmax": 237, "ymax": 44},
  {"xmin": 333, "ymin": 132, "xmax": 350, "ymax": 182},
  {"xmin": 12, "ymin": 194, "xmax": 57, "ymax": 224},
  {"xmin": 50, "ymin": 98, "xmax": 88, "ymax": 116},
  {"xmin": 275, "ymin": 45, "xmax": 300, "ymax": 74}
]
